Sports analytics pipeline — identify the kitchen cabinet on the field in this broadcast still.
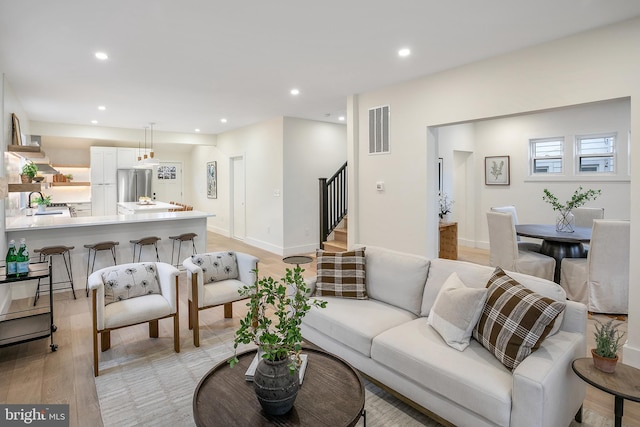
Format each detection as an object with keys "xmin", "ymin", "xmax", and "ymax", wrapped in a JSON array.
[
  {"xmin": 90, "ymin": 147, "xmax": 118, "ymax": 215},
  {"xmin": 117, "ymin": 147, "xmax": 137, "ymax": 168},
  {"xmin": 67, "ymin": 202, "xmax": 92, "ymax": 217}
]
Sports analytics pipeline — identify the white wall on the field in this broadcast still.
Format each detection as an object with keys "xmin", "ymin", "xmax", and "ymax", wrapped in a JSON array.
[
  {"xmin": 283, "ymin": 117, "xmax": 347, "ymax": 254},
  {"xmin": 438, "ymin": 98, "xmax": 630, "ymax": 249},
  {"xmin": 350, "ymin": 19, "xmax": 640, "ymax": 366}
]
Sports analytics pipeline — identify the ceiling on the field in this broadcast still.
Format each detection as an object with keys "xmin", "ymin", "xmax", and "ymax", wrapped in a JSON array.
[{"xmin": 1, "ymin": 1, "xmax": 639, "ymax": 136}]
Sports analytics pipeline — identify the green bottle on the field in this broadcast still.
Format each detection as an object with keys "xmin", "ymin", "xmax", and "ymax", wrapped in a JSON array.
[
  {"xmin": 5, "ymin": 240, "xmax": 17, "ymax": 277},
  {"xmin": 16, "ymin": 238, "xmax": 29, "ymax": 276}
]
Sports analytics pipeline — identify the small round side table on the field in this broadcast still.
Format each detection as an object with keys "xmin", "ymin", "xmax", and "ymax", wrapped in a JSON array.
[{"xmin": 282, "ymin": 255, "xmax": 313, "ymax": 267}]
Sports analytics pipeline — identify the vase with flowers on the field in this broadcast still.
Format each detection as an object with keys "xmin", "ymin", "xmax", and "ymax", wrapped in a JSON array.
[
  {"xmin": 542, "ymin": 186, "xmax": 601, "ymax": 232},
  {"xmin": 439, "ymin": 193, "xmax": 454, "ymax": 222}
]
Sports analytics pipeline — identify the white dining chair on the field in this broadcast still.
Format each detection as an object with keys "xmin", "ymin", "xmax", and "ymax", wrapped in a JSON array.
[
  {"xmin": 572, "ymin": 207, "xmax": 604, "ymax": 228},
  {"xmin": 560, "ymin": 220, "xmax": 629, "ymax": 314},
  {"xmin": 486, "ymin": 211, "xmax": 556, "ymax": 282},
  {"xmin": 490, "ymin": 205, "xmax": 541, "ymax": 252}
]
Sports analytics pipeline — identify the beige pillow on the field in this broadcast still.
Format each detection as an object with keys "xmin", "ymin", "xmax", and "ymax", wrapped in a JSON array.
[
  {"xmin": 190, "ymin": 252, "xmax": 239, "ymax": 283},
  {"xmin": 102, "ymin": 263, "xmax": 162, "ymax": 305},
  {"xmin": 428, "ymin": 273, "xmax": 488, "ymax": 351},
  {"xmin": 315, "ymin": 248, "xmax": 367, "ymax": 299},
  {"xmin": 473, "ymin": 267, "xmax": 566, "ymax": 370}
]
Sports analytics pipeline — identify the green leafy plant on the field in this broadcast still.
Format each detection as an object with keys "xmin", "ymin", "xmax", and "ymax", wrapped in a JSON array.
[
  {"xmin": 439, "ymin": 193, "xmax": 454, "ymax": 219},
  {"xmin": 593, "ymin": 318, "xmax": 625, "ymax": 359},
  {"xmin": 64, "ymin": 174, "xmax": 73, "ymax": 180},
  {"xmin": 542, "ymin": 186, "xmax": 601, "ymax": 212},
  {"xmin": 32, "ymin": 195, "xmax": 52, "ymax": 206},
  {"xmin": 21, "ymin": 161, "xmax": 38, "ymax": 178},
  {"xmin": 229, "ymin": 266, "xmax": 326, "ymax": 372}
]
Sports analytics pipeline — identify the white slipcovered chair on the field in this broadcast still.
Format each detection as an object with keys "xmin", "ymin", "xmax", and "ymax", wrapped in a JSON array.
[
  {"xmin": 490, "ymin": 205, "xmax": 541, "ymax": 252},
  {"xmin": 572, "ymin": 207, "xmax": 605, "ymax": 228},
  {"xmin": 560, "ymin": 220, "xmax": 629, "ymax": 314},
  {"xmin": 183, "ymin": 251, "xmax": 259, "ymax": 347},
  {"xmin": 486, "ymin": 211, "xmax": 556, "ymax": 281},
  {"xmin": 88, "ymin": 262, "xmax": 180, "ymax": 376}
]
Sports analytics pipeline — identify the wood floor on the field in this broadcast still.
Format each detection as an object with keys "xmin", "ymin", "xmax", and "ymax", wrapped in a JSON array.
[{"xmin": 0, "ymin": 237, "xmax": 637, "ymax": 426}]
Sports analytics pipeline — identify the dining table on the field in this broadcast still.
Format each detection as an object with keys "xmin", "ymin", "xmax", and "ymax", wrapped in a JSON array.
[{"xmin": 515, "ymin": 224, "xmax": 592, "ymax": 283}]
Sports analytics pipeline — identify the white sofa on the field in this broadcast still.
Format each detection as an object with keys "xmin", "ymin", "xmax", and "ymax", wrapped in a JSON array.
[{"xmin": 301, "ymin": 246, "xmax": 587, "ymax": 427}]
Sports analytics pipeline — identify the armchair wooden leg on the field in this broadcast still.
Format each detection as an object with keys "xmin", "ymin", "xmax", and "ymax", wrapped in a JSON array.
[
  {"xmin": 174, "ymin": 314, "xmax": 180, "ymax": 353},
  {"xmin": 193, "ymin": 308, "xmax": 200, "ymax": 348},
  {"xmin": 224, "ymin": 303, "xmax": 233, "ymax": 318},
  {"xmin": 101, "ymin": 331, "xmax": 111, "ymax": 352},
  {"xmin": 188, "ymin": 300, "xmax": 193, "ymax": 330},
  {"xmin": 93, "ymin": 330, "xmax": 99, "ymax": 377},
  {"xmin": 149, "ymin": 319, "xmax": 159, "ymax": 338}
]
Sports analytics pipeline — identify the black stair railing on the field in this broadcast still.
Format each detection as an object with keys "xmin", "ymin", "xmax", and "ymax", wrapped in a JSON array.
[{"xmin": 319, "ymin": 162, "xmax": 347, "ymax": 248}]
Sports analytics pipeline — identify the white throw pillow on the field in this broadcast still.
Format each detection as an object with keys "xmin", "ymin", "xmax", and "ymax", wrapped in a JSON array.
[{"xmin": 427, "ymin": 272, "xmax": 488, "ymax": 351}]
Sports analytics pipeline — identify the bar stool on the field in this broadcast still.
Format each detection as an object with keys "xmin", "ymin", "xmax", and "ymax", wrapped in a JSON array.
[
  {"xmin": 33, "ymin": 245, "xmax": 76, "ymax": 305},
  {"xmin": 130, "ymin": 236, "xmax": 161, "ymax": 262},
  {"xmin": 84, "ymin": 241, "xmax": 119, "ymax": 297},
  {"xmin": 169, "ymin": 233, "xmax": 198, "ymax": 267}
]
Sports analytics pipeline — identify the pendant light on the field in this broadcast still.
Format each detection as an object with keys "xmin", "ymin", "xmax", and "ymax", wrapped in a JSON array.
[
  {"xmin": 143, "ymin": 126, "xmax": 148, "ymax": 159},
  {"xmin": 137, "ymin": 135, "xmax": 142, "ymax": 162},
  {"xmin": 149, "ymin": 122, "xmax": 155, "ymax": 158}
]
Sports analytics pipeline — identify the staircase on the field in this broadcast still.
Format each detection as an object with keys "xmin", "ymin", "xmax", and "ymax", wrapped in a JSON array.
[{"xmin": 322, "ymin": 216, "xmax": 347, "ymax": 252}]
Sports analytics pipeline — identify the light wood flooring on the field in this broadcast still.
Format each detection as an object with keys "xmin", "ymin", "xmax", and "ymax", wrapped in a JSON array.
[{"xmin": 0, "ymin": 237, "xmax": 637, "ymax": 426}]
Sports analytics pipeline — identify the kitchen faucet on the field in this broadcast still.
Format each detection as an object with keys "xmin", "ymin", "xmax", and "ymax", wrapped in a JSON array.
[{"xmin": 28, "ymin": 191, "xmax": 44, "ymax": 208}]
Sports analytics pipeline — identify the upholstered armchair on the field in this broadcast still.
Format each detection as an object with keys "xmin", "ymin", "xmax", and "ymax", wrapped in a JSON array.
[
  {"xmin": 88, "ymin": 262, "xmax": 180, "ymax": 376},
  {"xmin": 486, "ymin": 211, "xmax": 556, "ymax": 281},
  {"xmin": 183, "ymin": 251, "xmax": 259, "ymax": 347}
]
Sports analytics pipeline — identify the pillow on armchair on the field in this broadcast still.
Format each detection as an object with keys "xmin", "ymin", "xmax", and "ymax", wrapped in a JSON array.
[
  {"xmin": 190, "ymin": 252, "xmax": 239, "ymax": 283},
  {"xmin": 101, "ymin": 262, "xmax": 162, "ymax": 305},
  {"xmin": 315, "ymin": 248, "xmax": 367, "ymax": 299}
]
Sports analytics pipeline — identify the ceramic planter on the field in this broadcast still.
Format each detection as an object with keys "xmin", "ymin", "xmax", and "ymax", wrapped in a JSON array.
[
  {"xmin": 591, "ymin": 348, "xmax": 618, "ymax": 373},
  {"xmin": 253, "ymin": 357, "xmax": 299, "ymax": 415}
]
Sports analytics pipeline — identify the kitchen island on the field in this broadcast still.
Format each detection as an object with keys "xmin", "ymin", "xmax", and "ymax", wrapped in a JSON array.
[
  {"xmin": 117, "ymin": 201, "xmax": 182, "ymax": 214},
  {"xmin": 6, "ymin": 210, "xmax": 214, "ymax": 299}
]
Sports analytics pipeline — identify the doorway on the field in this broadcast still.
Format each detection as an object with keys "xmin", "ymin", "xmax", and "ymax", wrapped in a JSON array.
[
  {"xmin": 231, "ymin": 156, "xmax": 246, "ymax": 240},
  {"xmin": 152, "ymin": 162, "xmax": 183, "ymax": 203}
]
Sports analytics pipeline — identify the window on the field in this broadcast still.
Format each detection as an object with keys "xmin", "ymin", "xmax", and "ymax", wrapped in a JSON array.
[
  {"xmin": 530, "ymin": 137, "xmax": 563, "ymax": 174},
  {"xmin": 368, "ymin": 105, "xmax": 390, "ymax": 154},
  {"xmin": 576, "ymin": 133, "xmax": 615, "ymax": 173}
]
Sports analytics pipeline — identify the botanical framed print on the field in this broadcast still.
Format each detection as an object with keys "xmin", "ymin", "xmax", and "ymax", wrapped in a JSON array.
[
  {"xmin": 485, "ymin": 156, "xmax": 510, "ymax": 185},
  {"xmin": 207, "ymin": 161, "xmax": 217, "ymax": 199}
]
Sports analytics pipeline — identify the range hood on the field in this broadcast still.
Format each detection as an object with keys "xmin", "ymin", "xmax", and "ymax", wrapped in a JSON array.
[{"xmin": 33, "ymin": 162, "xmax": 60, "ymax": 174}]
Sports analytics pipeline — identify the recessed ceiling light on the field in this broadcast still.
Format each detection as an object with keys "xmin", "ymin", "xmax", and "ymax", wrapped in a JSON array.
[
  {"xmin": 290, "ymin": 88, "xmax": 300, "ymax": 96},
  {"xmin": 98, "ymin": 105, "xmax": 106, "ymax": 111},
  {"xmin": 398, "ymin": 48, "xmax": 411, "ymax": 57},
  {"xmin": 95, "ymin": 52, "xmax": 108, "ymax": 60},
  {"xmin": 338, "ymin": 116, "xmax": 345, "ymax": 121},
  {"xmin": 91, "ymin": 120, "xmax": 98, "ymax": 124},
  {"xmin": 220, "ymin": 118, "xmax": 227, "ymax": 123},
  {"xmin": 195, "ymin": 128, "xmax": 200, "ymax": 132}
]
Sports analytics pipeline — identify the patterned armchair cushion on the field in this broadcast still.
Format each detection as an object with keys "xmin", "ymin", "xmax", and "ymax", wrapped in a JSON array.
[
  {"xmin": 190, "ymin": 252, "xmax": 239, "ymax": 283},
  {"xmin": 101, "ymin": 262, "xmax": 162, "ymax": 305}
]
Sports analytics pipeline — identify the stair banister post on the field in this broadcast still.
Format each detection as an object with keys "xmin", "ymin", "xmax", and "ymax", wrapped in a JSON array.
[{"xmin": 319, "ymin": 177, "xmax": 328, "ymax": 249}]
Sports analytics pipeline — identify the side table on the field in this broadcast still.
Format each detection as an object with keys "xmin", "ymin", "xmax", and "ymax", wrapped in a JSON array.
[
  {"xmin": 439, "ymin": 222, "xmax": 457, "ymax": 260},
  {"xmin": 572, "ymin": 357, "xmax": 640, "ymax": 427},
  {"xmin": 282, "ymin": 255, "xmax": 313, "ymax": 267},
  {"xmin": 193, "ymin": 347, "xmax": 365, "ymax": 426}
]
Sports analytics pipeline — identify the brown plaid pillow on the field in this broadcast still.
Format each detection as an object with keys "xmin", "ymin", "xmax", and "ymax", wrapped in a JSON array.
[
  {"xmin": 473, "ymin": 267, "xmax": 565, "ymax": 370},
  {"xmin": 315, "ymin": 248, "xmax": 367, "ymax": 299}
]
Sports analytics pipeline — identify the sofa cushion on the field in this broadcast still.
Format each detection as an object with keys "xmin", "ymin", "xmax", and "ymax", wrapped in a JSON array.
[
  {"xmin": 428, "ymin": 273, "xmax": 487, "ymax": 351},
  {"xmin": 101, "ymin": 262, "xmax": 162, "ymax": 305},
  {"xmin": 371, "ymin": 319, "xmax": 513, "ymax": 427},
  {"xmin": 304, "ymin": 296, "xmax": 416, "ymax": 356},
  {"xmin": 360, "ymin": 245, "xmax": 429, "ymax": 316},
  {"xmin": 190, "ymin": 252, "xmax": 239, "ymax": 283},
  {"xmin": 315, "ymin": 248, "xmax": 367, "ymax": 299},
  {"xmin": 473, "ymin": 267, "xmax": 566, "ymax": 370}
]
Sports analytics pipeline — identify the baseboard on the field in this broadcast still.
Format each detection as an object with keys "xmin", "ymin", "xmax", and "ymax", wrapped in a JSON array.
[
  {"xmin": 283, "ymin": 243, "xmax": 319, "ymax": 257},
  {"xmin": 207, "ymin": 224, "xmax": 229, "ymax": 237},
  {"xmin": 622, "ymin": 342, "xmax": 640, "ymax": 368},
  {"xmin": 243, "ymin": 237, "xmax": 284, "ymax": 256}
]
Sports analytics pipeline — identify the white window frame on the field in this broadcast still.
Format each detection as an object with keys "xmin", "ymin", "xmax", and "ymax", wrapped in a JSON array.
[
  {"xmin": 575, "ymin": 132, "xmax": 616, "ymax": 175},
  {"xmin": 529, "ymin": 137, "xmax": 564, "ymax": 175}
]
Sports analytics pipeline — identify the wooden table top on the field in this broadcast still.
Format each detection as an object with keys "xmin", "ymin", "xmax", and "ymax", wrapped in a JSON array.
[
  {"xmin": 516, "ymin": 224, "xmax": 592, "ymax": 243},
  {"xmin": 572, "ymin": 358, "xmax": 640, "ymax": 402},
  {"xmin": 193, "ymin": 347, "xmax": 365, "ymax": 427}
]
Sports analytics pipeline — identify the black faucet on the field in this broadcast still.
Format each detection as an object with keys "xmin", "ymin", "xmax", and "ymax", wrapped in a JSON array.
[{"xmin": 28, "ymin": 191, "xmax": 44, "ymax": 208}]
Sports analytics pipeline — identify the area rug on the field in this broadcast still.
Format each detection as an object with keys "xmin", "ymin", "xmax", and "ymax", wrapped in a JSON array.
[
  {"xmin": 94, "ymin": 325, "xmax": 615, "ymax": 427},
  {"xmin": 94, "ymin": 325, "xmax": 440, "ymax": 427}
]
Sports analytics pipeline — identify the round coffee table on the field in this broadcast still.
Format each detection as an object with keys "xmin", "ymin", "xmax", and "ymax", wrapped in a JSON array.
[
  {"xmin": 193, "ymin": 347, "xmax": 365, "ymax": 426},
  {"xmin": 572, "ymin": 357, "xmax": 640, "ymax": 427}
]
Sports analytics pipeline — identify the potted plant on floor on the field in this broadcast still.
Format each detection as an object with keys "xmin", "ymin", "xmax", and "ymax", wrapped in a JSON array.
[
  {"xmin": 32, "ymin": 195, "xmax": 52, "ymax": 213},
  {"xmin": 230, "ymin": 266, "xmax": 326, "ymax": 415},
  {"xmin": 592, "ymin": 318, "xmax": 625, "ymax": 373},
  {"xmin": 20, "ymin": 161, "xmax": 38, "ymax": 183},
  {"xmin": 542, "ymin": 186, "xmax": 601, "ymax": 232}
]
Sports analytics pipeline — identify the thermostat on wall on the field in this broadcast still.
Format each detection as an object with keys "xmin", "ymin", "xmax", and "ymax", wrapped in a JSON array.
[{"xmin": 376, "ymin": 181, "xmax": 384, "ymax": 191}]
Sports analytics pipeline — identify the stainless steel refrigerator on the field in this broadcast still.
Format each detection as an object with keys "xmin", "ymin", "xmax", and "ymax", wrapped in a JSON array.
[{"xmin": 117, "ymin": 169, "xmax": 152, "ymax": 202}]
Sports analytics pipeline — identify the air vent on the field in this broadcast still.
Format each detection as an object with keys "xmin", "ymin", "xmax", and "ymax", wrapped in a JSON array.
[{"xmin": 368, "ymin": 105, "xmax": 390, "ymax": 154}]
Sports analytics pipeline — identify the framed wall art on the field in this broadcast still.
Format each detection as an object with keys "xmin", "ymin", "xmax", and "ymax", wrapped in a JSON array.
[
  {"xmin": 485, "ymin": 155, "xmax": 510, "ymax": 185},
  {"xmin": 207, "ymin": 161, "xmax": 217, "ymax": 199}
]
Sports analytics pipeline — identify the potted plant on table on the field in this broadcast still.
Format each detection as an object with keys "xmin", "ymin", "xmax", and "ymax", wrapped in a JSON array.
[
  {"xmin": 542, "ymin": 186, "xmax": 601, "ymax": 232},
  {"xmin": 32, "ymin": 195, "xmax": 52, "ymax": 213},
  {"xmin": 230, "ymin": 266, "xmax": 326, "ymax": 415},
  {"xmin": 592, "ymin": 318, "xmax": 625, "ymax": 373},
  {"xmin": 20, "ymin": 161, "xmax": 38, "ymax": 183}
]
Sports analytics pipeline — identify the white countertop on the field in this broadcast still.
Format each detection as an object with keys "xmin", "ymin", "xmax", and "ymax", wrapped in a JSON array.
[
  {"xmin": 117, "ymin": 201, "xmax": 181, "ymax": 212},
  {"xmin": 6, "ymin": 210, "xmax": 214, "ymax": 232}
]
